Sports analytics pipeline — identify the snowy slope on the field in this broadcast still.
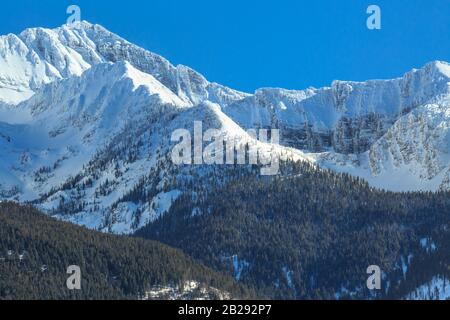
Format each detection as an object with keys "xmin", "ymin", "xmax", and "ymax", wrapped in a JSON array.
[
  {"xmin": 0, "ymin": 30, "xmax": 90, "ymax": 104},
  {"xmin": 223, "ymin": 61, "xmax": 450, "ymax": 151},
  {"xmin": 0, "ymin": 60, "xmax": 190, "ymax": 232},
  {"xmin": 1, "ymin": 21, "xmax": 450, "ymax": 232},
  {"xmin": 405, "ymin": 276, "xmax": 450, "ymax": 300},
  {"xmin": 367, "ymin": 101, "xmax": 450, "ymax": 191},
  {"xmin": 0, "ymin": 54, "xmax": 306, "ymax": 233},
  {"xmin": 314, "ymin": 95, "xmax": 450, "ymax": 192},
  {"xmin": 0, "ymin": 21, "xmax": 248, "ymax": 106},
  {"xmin": 224, "ymin": 60, "xmax": 450, "ymax": 191},
  {"xmin": 0, "ymin": 61, "xmax": 182, "ymax": 198}
]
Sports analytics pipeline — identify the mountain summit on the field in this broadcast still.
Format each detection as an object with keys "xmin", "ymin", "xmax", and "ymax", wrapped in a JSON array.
[{"xmin": 1, "ymin": 22, "xmax": 450, "ymax": 233}]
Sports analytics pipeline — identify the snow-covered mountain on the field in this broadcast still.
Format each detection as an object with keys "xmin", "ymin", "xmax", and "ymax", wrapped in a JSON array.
[
  {"xmin": 0, "ymin": 29, "xmax": 306, "ymax": 233},
  {"xmin": 1, "ymin": 21, "xmax": 450, "ymax": 233},
  {"xmin": 224, "ymin": 61, "xmax": 450, "ymax": 145},
  {"xmin": 0, "ymin": 21, "xmax": 247, "ymax": 106},
  {"xmin": 221, "ymin": 61, "xmax": 450, "ymax": 191}
]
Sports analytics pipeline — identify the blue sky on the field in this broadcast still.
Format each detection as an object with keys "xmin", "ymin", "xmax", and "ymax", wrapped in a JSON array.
[{"xmin": 0, "ymin": 0, "xmax": 449, "ymax": 93}]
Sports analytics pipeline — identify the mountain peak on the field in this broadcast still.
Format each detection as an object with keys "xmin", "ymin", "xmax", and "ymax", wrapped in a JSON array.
[
  {"xmin": 57, "ymin": 20, "xmax": 113, "ymax": 37},
  {"xmin": 63, "ymin": 20, "xmax": 96, "ymax": 29},
  {"xmin": 428, "ymin": 60, "xmax": 450, "ymax": 77},
  {"xmin": 406, "ymin": 60, "xmax": 450, "ymax": 80}
]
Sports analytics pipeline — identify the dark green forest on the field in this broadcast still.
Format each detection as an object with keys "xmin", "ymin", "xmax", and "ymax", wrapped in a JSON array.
[
  {"xmin": 136, "ymin": 161, "xmax": 450, "ymax": 300},
  {"xmin": 0, "ymin": 202, "xmax": 251, "ymax": 300}
]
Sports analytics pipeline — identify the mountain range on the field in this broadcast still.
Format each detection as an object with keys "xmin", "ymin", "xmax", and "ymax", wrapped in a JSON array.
[
  {"xmin": 0, "ymin": 21, "xmax": 449, "ymax": 300},
  {"xmin": 1, "ymin": 21, "xmax": 449, "ymax": 233}
]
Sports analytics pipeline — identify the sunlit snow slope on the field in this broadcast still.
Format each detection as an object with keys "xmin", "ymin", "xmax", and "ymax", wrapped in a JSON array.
[{"xmin": 1, "ymin": 21, "xmax": 450, "ymax": 233}]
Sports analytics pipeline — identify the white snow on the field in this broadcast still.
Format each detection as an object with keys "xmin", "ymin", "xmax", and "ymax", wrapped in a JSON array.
[
  {"xmin": 228, "ymin": 255, "xmax": 250, "ymax": 282},
  {"xmin": 419, "ymin": 238, "xmax": 437, "ymax": 253},
  {"xmin": 143, "ymin": 281, "xmax": 231, "ymax": 300},
  {"xmin": 1, "ymin": 21, "xmax": 450, "ymax": 234},
  {"xmin": 282, "ymin": 267, "xmax": 295, "ymax": 290},
  {"xmin": 406, "ymin": 277, "xmax": 450, "ymax": 300}
]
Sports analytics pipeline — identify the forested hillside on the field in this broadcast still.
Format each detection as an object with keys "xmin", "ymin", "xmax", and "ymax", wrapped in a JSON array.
[
  {"xmin": 136, "ymin": 161, "xmax": 450, "ymax": 300},
  {"xmin": 0, "ymin": 202, "xmax": 251, "ymax": 300}
]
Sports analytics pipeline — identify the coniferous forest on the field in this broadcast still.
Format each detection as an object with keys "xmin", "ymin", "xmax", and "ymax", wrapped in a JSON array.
[
  {"xmin": 0, "ymin": 202, "xmax": 251, "ymax": 300},
  {"xmin": 2, "ymin": 159, "xmax": 450, "ymax": 300},
  {"xmin": 135, "ymin": 161, "xmax": 450, "ymax": 300}
]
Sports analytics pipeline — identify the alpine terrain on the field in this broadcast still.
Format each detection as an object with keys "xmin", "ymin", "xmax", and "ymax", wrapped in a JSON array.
[{"xmin": 0, "ymin": 21, "xmax": 449, "ymax": 300}]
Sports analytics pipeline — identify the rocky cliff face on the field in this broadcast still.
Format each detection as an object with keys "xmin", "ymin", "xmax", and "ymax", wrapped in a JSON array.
[
  {"xmin": 368, "ymin": 101, "xmax": 450, "ymax": 190},
  {"xmin": 223, "ymin": 61, "xmax": 450, "ymax": 155}
]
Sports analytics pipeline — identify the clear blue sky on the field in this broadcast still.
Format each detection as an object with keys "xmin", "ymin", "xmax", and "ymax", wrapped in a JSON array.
[{"xmin": 1, "ymin": 0, "xmax": 449, "ymax": 93}]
